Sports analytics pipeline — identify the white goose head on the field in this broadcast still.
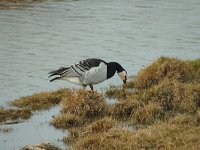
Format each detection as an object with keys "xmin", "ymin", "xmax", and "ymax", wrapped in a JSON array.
[{"xmin": 118, "ymin": 70, "xmax": 127, "ymax": 84}]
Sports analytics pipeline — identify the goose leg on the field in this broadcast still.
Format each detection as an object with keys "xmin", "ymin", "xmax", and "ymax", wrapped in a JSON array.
[
  {"xmin": 89, "ymin": 85, "xmax": 93, "ymax": 90},
  {"xmin": 83, "ymin": 85, "xmax": 87, "ymax": 90}
]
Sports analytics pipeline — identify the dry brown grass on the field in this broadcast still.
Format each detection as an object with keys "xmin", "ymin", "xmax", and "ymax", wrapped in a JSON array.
[
  {"xmin": 135, "ymin": 57, "xmax": 197, "ymax": 89},
  {"xmin": 84, "ymin": 117, "xmax": 117, "ymax": 134},
  {"xmin": 110, "ymin": 100, "xmax": 143, "ymax": 119},
  {"xmin": 20, "ymin": 142, "xmax": 61, "ymax": 150},
  {"xmin": 63, "ymin": 129, "xmax": 80, "ymax": 144},
  {"xmin": 188, "ymin": 58, "xmax": 200, "ymax": 76},
  {"xmin": 134, "ymin": 79, "xmax": 200, "ymax": 113},
  {"xmin": 0, "ymin": 108, "xmax": 31, "ymax": 123},
  {"xmin": 132, "ymin": 102, "xmax": 165, "ymax": 125},
  {"xmin": 70, "ymin": 114, "xmax": 200, "ymax": 150},
  {"xmin": 64, "ymin": 117, "xmax": 117, "ymax": 146},
  {"xmin": 61, "ymin": 89, "xmax": 108, "ymax": 118},
  {"xmin": 123, "ymin": 79, "xmax": 135, "ymax": 89},
  {"xmin": 10, "ymin": 88, "xmax": 71, "ymax": 111},
  {"xmin": 109, "ymin": 79, "xmax": 200, "ymax": 125},
  {"xmin": 105, "ymin": 86, "xmax": 131, "ymax": 100},
  {"xmin": 105, "ymin": 78, "xmax": 135, "ymax": 100},
  {"xmin": 50, "ymin": 114, "xmax": 81, "ymax": 129}
]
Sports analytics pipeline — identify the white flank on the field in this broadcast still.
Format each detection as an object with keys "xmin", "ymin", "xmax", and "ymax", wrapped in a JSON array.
[{"xmin": 62, "ymin": 77, "xmax": 82, "ymax": 85}]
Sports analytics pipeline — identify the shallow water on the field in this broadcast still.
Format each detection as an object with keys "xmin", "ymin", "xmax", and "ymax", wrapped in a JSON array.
[
  {"xmin": 0, "ymin": 0, "xmax": 200, "ymax": 149},
  {"xmin": 0, "ymin": 107, "xmax": 66, "ymax": 150}
]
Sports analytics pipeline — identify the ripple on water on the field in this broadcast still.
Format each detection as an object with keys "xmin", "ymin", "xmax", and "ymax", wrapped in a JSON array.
[{"xmin": 0, "ymin": 106, "xmax": 66, "ymax": 150}]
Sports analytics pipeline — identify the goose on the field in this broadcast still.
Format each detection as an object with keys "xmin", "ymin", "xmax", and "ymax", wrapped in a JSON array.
[{"xmin": 48, "ymin": 58, "xmax": 127, "ymax": 90}]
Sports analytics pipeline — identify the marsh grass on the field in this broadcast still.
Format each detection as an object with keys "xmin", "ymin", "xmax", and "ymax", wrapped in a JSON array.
[
  {"xmin": 132, "ymin": 102, "xmax": 165, "ymax": 125},
  {"xmin": 110, "ymin": 79, "xmax": 200, "ymax": 125},
  {"xmin": 61, "ymin": 89, "xmax": 108, "ymax": 119},
  {"xmin": 188, "ymin": 58, "xmax": 200, "ymax": 76},
  {"xmin": 70, "ymin": 114, "xmax": 200, "ymax": 150},
  {"xmin": 10, "ymin": 88, "xmax": 70, "ymax": 111},
  {"xmin": 50, "ymin": 114, "xmax": 81, "ymax": 129},
  {"xmin": 105, "ymin": 76, "xmax": 135, "ymax": 100},
  {"xmin": 0, "ymin": 108, "xmax": 31, "ymax": 123},
  {"xmin": 110, "ymin": 100, "xmax": 143, "ymax": 119},
  {"xmin": 84, "ymin": 117, "xmax": 117, "ymax": 134},
  {"xmin": 135, "ymin": 57, "xmax": 197, "ymax": 89},
  {"xmin": 105, "ymin": 86, "xmax": 131, "ymax": 100},
  {"xmin": 64, "ymin": 117, "xmax": 118, "ymax": 146},
  {"xmin": 20, "ymin": 142, "xmax": 61, "ymax": 150}
]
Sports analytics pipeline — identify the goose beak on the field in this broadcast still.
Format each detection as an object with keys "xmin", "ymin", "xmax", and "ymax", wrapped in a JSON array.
[{"xmin": 123, "ymin": 79, "xmax": 127, "ymax": 84}]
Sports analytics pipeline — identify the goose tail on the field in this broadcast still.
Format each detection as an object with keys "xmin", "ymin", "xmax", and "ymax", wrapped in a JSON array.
[
  {"xmin": 50, "ymin": 76, "xmax": 61, "ymax": 82},
  {"xmin": 48, "ymin": 67, "xmax": 70, "ymax": 82}
]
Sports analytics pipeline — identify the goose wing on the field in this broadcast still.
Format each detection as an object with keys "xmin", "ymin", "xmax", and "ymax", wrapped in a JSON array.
[
  {"xmin": 48, "ymin": 58, "xmax": 106, "ymax": 82},
  {"xmin": 76, "ymin": 58, "xmax": 106, "ymax": 72}
]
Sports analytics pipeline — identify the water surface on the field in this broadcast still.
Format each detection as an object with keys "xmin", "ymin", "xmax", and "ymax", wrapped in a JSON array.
[{"xmin": 0, "ymin": 0, "xmax": 199, "ymax": 149}]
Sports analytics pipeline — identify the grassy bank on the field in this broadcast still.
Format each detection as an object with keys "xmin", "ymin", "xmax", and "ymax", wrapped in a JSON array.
[{"xmin": 2, "ymin": 57, "xmax": 200, "ymax": 150}]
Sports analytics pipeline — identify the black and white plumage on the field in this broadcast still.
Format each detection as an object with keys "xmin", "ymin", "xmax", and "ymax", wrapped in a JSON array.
[{"xmin": 48, "ymin": 58, "xmax": 127, "ymax": 90}]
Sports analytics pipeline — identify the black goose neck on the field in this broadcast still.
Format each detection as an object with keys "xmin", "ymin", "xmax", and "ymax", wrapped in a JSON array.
[{"xmin": 107, "ymin": 62, "xmax": 124, "ymax": 79}]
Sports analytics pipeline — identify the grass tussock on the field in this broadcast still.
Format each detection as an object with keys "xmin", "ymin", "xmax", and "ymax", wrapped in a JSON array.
[
  {"xmin": 142, "ymin": 80, "xmax": 200, "ymax": 113},
  {"xmin": 110, "ymin": 100, "xmax": 143, "ymax": 119},
  {"xmin": 70, "ymin": 114, "xmax": 200, "ymax": 150},
  {"xmin": 135, "ymin": 57, "xmax": 198, "ymax": 89},
  {"xmin": 109, "ymin": 79, "xmax": 200, "ymax": 125},
  {"xmin": 188, "ymin": 58, "xmax": 200, "ymax": 75},
  {"xmin": 61, "ymin": 89, "xmax": 108, "ymax": 118},
  {"xmin": 132, "ymin": 102, "xmax": 165, "ymax": 125},
  {"xmin": 84, "ymin": 117, "xmax": 117, "ymax": 134},
  {"xmin": 20, "ymin": 142, "xmax": 61, "ymax": 150},
  {"xmin": 63, "ymin": 129, "xmax": 80, "ymax": 144},
  {"xmin": 65, "ymin": 117, "xmax": 117, "ymax": 146},
  {"xmin": 0, "ymin": 108, "xmax": 31, "ymax": 123},
  {"xmin": 50, "ymin": 114, "xmax": 81, "ymax": 129},
  {"xmin": 105, "ymin": 86, "xmax": 131, "ymax": 100},
  {"xmin": 10, "ymin": 88, "xmax": 71, "ymax": 111},
  {"xmin": 123, "ymin": 79, "xmax": 135, "ymax": 89}
]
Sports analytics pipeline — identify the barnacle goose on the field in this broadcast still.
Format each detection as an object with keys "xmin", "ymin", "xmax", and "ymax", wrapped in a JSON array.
[{"xmin": 48, "ymin": 58, "xmax": 127, "ymax": 90}]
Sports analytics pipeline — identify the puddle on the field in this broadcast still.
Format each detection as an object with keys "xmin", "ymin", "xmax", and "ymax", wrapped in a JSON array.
[
  {"xmin": 105, "ymin": 98, "xmax": 119, "ymax": 105},
  {"xmin": 121, "ymin": 123, "xmax": 138, "ymax": 132},
  {"xmin": 0, "ymin": 106, "xmax": 67, "ymax": 150}
]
